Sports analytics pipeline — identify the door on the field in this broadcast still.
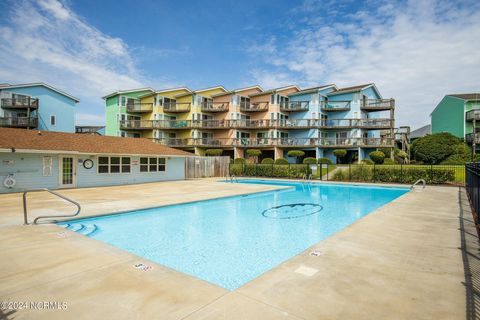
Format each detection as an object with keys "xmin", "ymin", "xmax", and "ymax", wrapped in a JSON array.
[{"xmin": 59, "ymin": 156, "xmax": 76, "ymax": 188}]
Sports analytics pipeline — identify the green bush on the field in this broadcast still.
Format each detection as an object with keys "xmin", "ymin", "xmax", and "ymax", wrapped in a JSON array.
[
  {"xmin": 397, "ymin": 150, "xmax": 408, "ymax": 159},
  {"xmin": 412, "ymin": 133, "xmax": 462, "ymax": 164},
  {"xmin": 333, "ymin": 149, "xmax": 347, "ymax": 158},
  {"xmin": 317, "ymin": 157, "xmax": 333, "ymax": 164},
  {"xmin": 234, "ymin": 158, "xmax": 246, "ymax": 164},
  {"xmin": 332, "ymin": 169, "xmax": 347, "ymax": 181},
  {"xmin": 261, "ymin": 158, "xmax": 274, "ymax": 164},
  {"xmin": 287, "ymin": 150, "xmax": 305, "ymax": 158},
  {"xmin": 246, "ymin": 149, "xmax": 262, "ymax": 157},
  {"xmin": 274, "ymin": 158, "xmax": 289, "ymax": 164},
  {"xmin": 383, "ymin": 158, "xmax": 395, "ymax": 165},
  {"xmin": 229, "ymin": 164, "xmax": 243, "ymax": 176},
  {"xmin": 361, "ymin": 159, "xmax": 374, "ymax": 165},
  {"xmin": 303, "ymin": 157, "xmax": 317, "ymax": 164},
  {"xmin": 205, "ymin": 149, "xmax": 223, "ymax": 156},
  {"xmin": 237, "ymin": 164, "xmax": 311, "ymax": 178},
  {"xmin": 369, "ymin": 151, "xmax": 385, "ymax": 164}
]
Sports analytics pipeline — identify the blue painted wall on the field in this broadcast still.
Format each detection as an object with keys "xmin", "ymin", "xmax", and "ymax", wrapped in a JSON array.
[{"xmin": 2, "ymin": 85, "xmax": 77, "ymax": 133}]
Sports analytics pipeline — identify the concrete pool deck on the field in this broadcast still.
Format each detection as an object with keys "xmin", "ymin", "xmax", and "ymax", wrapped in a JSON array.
[{"xmin": 0, "ymin": 179, "xmax": 473, "ymax": 319}]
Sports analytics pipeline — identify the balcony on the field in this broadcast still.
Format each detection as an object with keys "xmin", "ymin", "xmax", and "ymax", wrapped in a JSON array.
[
  {"xmin": 281, "ymin": 101, "xmax": 309, "ymax": 112},
  {"xmin": 240, "ymin": 101, "xmax": 269, "ymax": 112},
  {"xmin": 153, "ymin": 120, "xmax": 193, "ymax": 129},
  {"xmin": 318, "ymin": 137, "xmax": 394, "ymax": 148},
  {"xmin": 163, "ymin": 102, "xmax": 191, "ymax": 113},
  {"xmin": 274, "ymin": 119, "xmax": 317, "ymax": 129},
  {"xmin": 361, "ymin": 99, "xmax": 395, "ymax": 111},
  {"xmin": 201, "ymin": 102, "xmax": 229, "ymax": 113},
  {"xmin": 154, "ymin": 138, "xmax": 236, "ymax": 148},
  {"xmin": 0, "ymin": 116, "xmax": 38, "ymax": 128},
  {"xmin": 466, "ymin": 109, "xmax": 480, "ymax": 121},
  {"xmin": 126, "ymin": 102, "xmax": 153, "ymax": 113},
  {"xmin": 321, "ymin": 101, "xmax": 351, "ymax": 112},
  {"xmin": 1, "ymin": 97, "xmax": 39, "ymax": 109},
  {"xmin": 119, "ymin": 120, "xmax": 153, "ymax": 130},
  {"xmin": 466, "ymin": 133, "xmax": 480, "ymax": 144},
  {"xmin": 318, "ymin": 118, "xmax": 392, "ymax": 129}
]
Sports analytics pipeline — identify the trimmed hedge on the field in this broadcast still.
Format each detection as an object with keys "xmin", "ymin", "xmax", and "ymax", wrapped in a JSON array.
[
  {"xmin": 234, "ymin": 158, "xmax": 246, "ymax": 164},
  {"xmin": 261, "ymin": 158, "xmax": 274, "ymax": 164},
  {"xmin": 303, "ymin": 157, "xmax": 317, "ymax": 164},
  {"xmin": 275, "ymin": 158, "xmax": 289, "ymax": 164},
  {"xmin": 229, "ymin": 163, "xmax": 311, "ymax": 178},
  {"xmin": 361, "ymin": 159, "xmax": 374, "ymax": 165},
  {"xmin": 369, "ymin": 151, "xmax": 385, "ymax": 164},
  {"xmin": 332, "ymin": 165, "xmax": 455, "ymax": 184},
  {"xmin": 383, "ymin": 158, "xmax": 395, "ymax": 165},
  {"xmin": 317, "ymin": 157, "xmax": 333, "ymax": 164},
  {"xmin": 205, "ymin": 149, "xmax": 223, "ymax": 156}
]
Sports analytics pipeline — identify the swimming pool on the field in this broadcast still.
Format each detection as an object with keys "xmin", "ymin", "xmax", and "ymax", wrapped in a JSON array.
[{"xmin": 58, "ymin": 180, "xmax": 409, "ymax": 290}]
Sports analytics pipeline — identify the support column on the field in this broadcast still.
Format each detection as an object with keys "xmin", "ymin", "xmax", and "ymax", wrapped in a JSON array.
[{"xmin": 274, "ymin": 147, "xmax": 283, "ymax": 160}]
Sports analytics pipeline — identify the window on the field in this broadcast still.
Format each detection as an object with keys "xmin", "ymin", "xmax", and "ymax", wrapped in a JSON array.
[
  {"xmin": 119, "ymin": 96, "xmax": 127, "ymax": 106},
  {"xmin": 50, "ymin": 115, "xmax": 56, "ymax": 126},
  {"xmin": 98, "ymin": 156, "xmax": 131, "ymax": 174},
  {"xmin": 140, "ymin": 157, "xmax": 166, "ymax": 172}
]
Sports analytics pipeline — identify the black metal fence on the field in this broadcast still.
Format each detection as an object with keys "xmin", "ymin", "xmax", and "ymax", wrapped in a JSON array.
[
  {"xmin": 229, "ymin": 163, "xmax": 466, "ymax": 185},
  {"xmin": 466, "ymin": 163, "xmax": 480, "ymax": 235}
]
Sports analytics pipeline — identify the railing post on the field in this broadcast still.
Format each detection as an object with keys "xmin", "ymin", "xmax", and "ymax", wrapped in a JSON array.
[
  {"xmin": 349, "ymin": 163, "xmax": 351, "ymax": 181},
  {"xmin": 400, "ymin": 163, "xmax": 403, "ymax": 184},
  {"xmin": 373, "ymin": 163, "xmax": 376, "ymax": 182},
  {"xmin": 288, "ymin": 163, "xmax": 291, "ymax": 179},
  {"xmin": 430, "ymin": 164, "xmax": 433, "ymax": 183}
]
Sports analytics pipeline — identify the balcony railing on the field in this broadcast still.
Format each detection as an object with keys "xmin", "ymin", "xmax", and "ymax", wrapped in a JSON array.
[
  {"xmin": 466, "ymin": 133, "xmax": 480, "ymax": 144},
  {"xmin": 240, "ymin": 101, "xmax": 269, "ymax": 112},
  {"xmin": 320, "ymin": 101, "xmax": 351, "ymax": 111},
  {"xmin": 1, "ymin": 97, "xmax": 39, "ymax": 109},
  {"xmin": 281, "ymin": 101, "xmax": 309, "ymax": 112},
  {"xmin": 126, "ymin": 102, "xmax": 153, "ymax": 113},
  {"xmin": 163, "ymin": 102, "xmax": 191, "ymax": 113},
  {"xmin": 318, "ymin": 118, "xmax": 392, "ymax": 129},
  {"xmin": 466, "ymin": 109, "xmax": 480, "ymax": 121},
  {"xmin": 362, "ymin": 99, "xmax": 395, "ymax": 110},
  {"xmin": 119, "ymin": 120, "xmax": 154, "ymax": 130},
  {"xmin": 153, "ymin": 137, "xmax": 394, "ymax": 148},
  {"xmin": 0, "ymin": 116, "xmax": 38, "ymax": 128},
  {"xmin": 201, "ymin": 102, "xmax": 229, "ymax": 112}
]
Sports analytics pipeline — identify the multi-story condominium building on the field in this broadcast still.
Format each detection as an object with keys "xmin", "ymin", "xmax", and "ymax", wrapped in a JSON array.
[
  {"xmin": 104, "ymin": 83, "xmax": 395, "ymax": 163},
  {"xmin": 431, "ymin": 93, "xmax": 480, "ymax": 151},
  {"xmin": 0, "ymin": 83, "xmax": 79, "ymax": 132}
]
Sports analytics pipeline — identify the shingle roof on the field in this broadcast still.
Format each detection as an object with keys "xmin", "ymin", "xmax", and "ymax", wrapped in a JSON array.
[
  {"xmin": 101, "ymin": 88, "xmax": 155, "ymax": 99},
  {"xmin": 327, "ymin": 83, "xmax": 373, "ymax": 95},
  {"xmin": 447, "ymin": 93, "xmax": 480, "ymax": 101},
  {"xmin": 0, "ymin": 128, "xmax": 192, "ymax": 156},
  {"xmin": 410, "ymin": 124, "xmax": 431, "ymax": 139}
]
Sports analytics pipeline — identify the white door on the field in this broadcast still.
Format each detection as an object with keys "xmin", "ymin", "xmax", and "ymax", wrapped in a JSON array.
[{"xmin": 59, "ymin": 156, "xmax": 76, "ymax": 188}]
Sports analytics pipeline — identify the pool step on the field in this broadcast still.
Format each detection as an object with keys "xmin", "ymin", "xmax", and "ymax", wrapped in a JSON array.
[{"xmin": 61, "ymin": 223, "xmax": 99, "ymax": 237}]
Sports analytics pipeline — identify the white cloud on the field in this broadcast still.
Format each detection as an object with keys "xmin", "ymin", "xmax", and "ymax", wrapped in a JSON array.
[
  {"xmin": 250, "ymin": 0, "xmax": 480, "ymax": 129},
  {"xmin": 0, "ymin": 0, "xmax": 174, "ymax": 125}
]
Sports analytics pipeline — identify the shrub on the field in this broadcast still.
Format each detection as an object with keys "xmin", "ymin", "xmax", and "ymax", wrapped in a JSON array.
[
  {"xmin": 333, "ymin": 149, "xmax": 347, "ymax": 163},
  {"xmin": 369, "ymin": 151, "xmax": 385, "ymax": 164},
  {"xmin": 239, "ymin": 164, "xmax": 311, "ymax": 178},
  {"xmin": 412, "ymin": 133, "xmax": 462, "ymax": 164},
  {"xmin": 397, "ymin": 150, "xmax": 408, "ymax": 159},
  {"xmin": 303, "ymin": 157, "xmax": 317, "ymax": 164},
  {"xmin": 246, "ymin": 149, "xmax": 262, "ymax": 157},
  {"xmin": 361, "ymin": 159, "xmax": 374, "ymax": 165},
  {"xmin": 317, "ymin": 157, "xmax": 333, "ymax": 164},
  {"xmin": 275, "ymin": 158, "xmax": 289, "ymax": 164},
  {"xmin": 261, "ymin": 158, "xmax": 274, "ymax": 164},
  {"xmin": 205, "ymin": 149, "xmax": 223, "ymax": 156},
  {"xmin": 287, "ymin": 150, "xmax": 305, "ymax": 158},
  {"xmin": 332, "ymin": 169, "xmax": 347, "ymax": 181},
  {"xmin": 383, "ymin": 158, "xmax": 395, "ymax": 165},
  {"xmin": 229, "ymin": 164, "xmax": 243, "ymax": 176},
  {"xmin": 234, "ymin": 158, "xmax": 246, "ymax": 164}
]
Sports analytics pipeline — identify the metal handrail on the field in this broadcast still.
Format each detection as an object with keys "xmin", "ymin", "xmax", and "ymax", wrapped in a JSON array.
[
  {"xmin": 23, "ymin": 188, "xmax": 81, "ymax": 225},
  {"xmin": 411, "ymin": 179, "xmax": 426, "ymax": 190},
  {"xmin": 230, "ymin": 174, "xmax": 238, "ymax": 183}
]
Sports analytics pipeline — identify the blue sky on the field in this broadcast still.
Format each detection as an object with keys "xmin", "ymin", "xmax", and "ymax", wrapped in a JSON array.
[{"xmin": 0, "ymin": 0, "xmax": 479, "ymax": 129}]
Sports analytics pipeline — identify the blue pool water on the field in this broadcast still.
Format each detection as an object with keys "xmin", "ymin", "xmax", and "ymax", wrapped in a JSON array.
[{"xmin": 58, "ymin": 180, "xmax": 409, "ymax": 290}]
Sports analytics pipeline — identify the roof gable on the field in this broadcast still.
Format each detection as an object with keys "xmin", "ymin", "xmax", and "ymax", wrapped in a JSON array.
[
  {"xmin": 102, "ymin": 87, "xmax": 155, "ymax": 99},
  {"xmin": 1, "ymin": 83, "xmax": 80, "ymax": 102}
]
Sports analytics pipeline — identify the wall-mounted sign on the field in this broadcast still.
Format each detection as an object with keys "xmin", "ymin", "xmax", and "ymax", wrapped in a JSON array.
[
  {"xmin": 83, "ymin": 159, "xmax": 94, "ymax": 169},
  {"xmin": 132, "ymin": 160, "xmax": 139, "ymax": 165},
  {"xmin": 2, "ymin": 160, "xmax": 14, "ymax": 166}
]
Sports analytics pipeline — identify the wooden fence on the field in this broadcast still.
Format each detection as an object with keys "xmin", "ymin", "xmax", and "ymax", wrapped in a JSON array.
[{"xmin": 185, "ymin": 156, "xmax": 230, "ymax": 178}]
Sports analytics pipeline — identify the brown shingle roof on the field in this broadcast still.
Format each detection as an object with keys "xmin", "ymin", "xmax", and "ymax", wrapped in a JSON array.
[
  {"xmin": 0, "ymin": 128, "xmax": 192, "ymax": 156},
  {"xmin": 448, "ymin": 93, "xmax": 480, "ymax": 101}
]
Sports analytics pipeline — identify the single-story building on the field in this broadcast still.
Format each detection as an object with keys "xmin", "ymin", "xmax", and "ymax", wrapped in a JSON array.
[{"xmin": 0, "ymin": 127, "xmax": 192, "ymax": 193}]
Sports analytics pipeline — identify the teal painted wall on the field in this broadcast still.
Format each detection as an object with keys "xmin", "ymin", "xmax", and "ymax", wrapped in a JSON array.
[
  {"xmin": 0, "ymin": 152, "xmax": 185, "ymax": 193},
  {"xmin": 431, "ymin": 96, "xmax": 465, "ymax": 138}
]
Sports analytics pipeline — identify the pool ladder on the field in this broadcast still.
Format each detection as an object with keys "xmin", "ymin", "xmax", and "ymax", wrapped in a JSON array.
[
  {"xmin": 411, "ymin": 179, "xmax": 426, "ymax": 190},
  {"xmin": 23, "ymin": 188, "xmax": 81, "ymax": 225},
  {"xmin": 227, "ymin": 174, "xmax": 238, "ymax": 183},
  {"xmin": 302, "ymin": 173, "xmax": 313, "ymax": 183}
]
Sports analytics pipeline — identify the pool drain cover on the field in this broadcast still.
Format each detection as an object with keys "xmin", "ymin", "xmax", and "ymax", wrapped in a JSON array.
[{"xmin": 262, "ymin": 203, "xmax": 323, "ymax": 219}]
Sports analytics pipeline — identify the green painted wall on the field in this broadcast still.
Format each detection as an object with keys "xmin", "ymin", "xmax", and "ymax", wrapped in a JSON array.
[
  {"xmin": 104, "ymin": 90, "xmax": 152, "ymax": 136},
  {"xmin": 431, "ymin": 96, "xmax": 465, "ymax": 138}
]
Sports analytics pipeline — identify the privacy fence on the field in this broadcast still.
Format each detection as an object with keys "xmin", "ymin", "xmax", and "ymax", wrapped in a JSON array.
[
  {"xmin": 185, "ymin": 156, "xmax": 230, "ymax": 178},
  {"xmin": 229, "ymin": 163, "xmax": 466, "ymax": 186},
  {"xmin": 466, "ymin": 163, "xmax": 480, "ymax": 236}
]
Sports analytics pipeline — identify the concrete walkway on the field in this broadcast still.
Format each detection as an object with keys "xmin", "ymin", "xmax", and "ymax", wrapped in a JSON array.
[{"xmin": 0, "ymin": 179, "xmax": 470, "ymax": 319}]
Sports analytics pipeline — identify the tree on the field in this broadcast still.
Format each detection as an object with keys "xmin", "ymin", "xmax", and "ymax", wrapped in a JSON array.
[
  {"xmin": 261, "ymin": 158, "xmax": 274, "ymax": 164},
  {"xmin": 369, "ymin": 151, "xmax": 385, "ymax": 164},
  {"xmin": 205, "ymin": 149, "xmax": 223, "ymax": 157},
  {"xmin": 274, "ymin": 158, "xmax": 289, "ymax": 164},
  {"xmin": 287, "ymin": 150, "xmax": 305, "ymax": 163},
  {"xmin": 317, "ymin": 157, "xmax": 333, "ymax": 164},
  {"xmin": 412, "ymin": 133, "xmax": 462, "ymax": 164},
  {"xmin": 302, "ymin": 157, "xmax": 317, "ymax": 164},
  {"xmin": 246, "ymin": 149, "xmax": 262, "ymax": 163},
  {"xmin": 333, "ymin": 149, "xmax": 347, "ymax": 164},
  {"xmin": 234, "ymin": 158, "xmax": 246, "ymax": 164}
]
